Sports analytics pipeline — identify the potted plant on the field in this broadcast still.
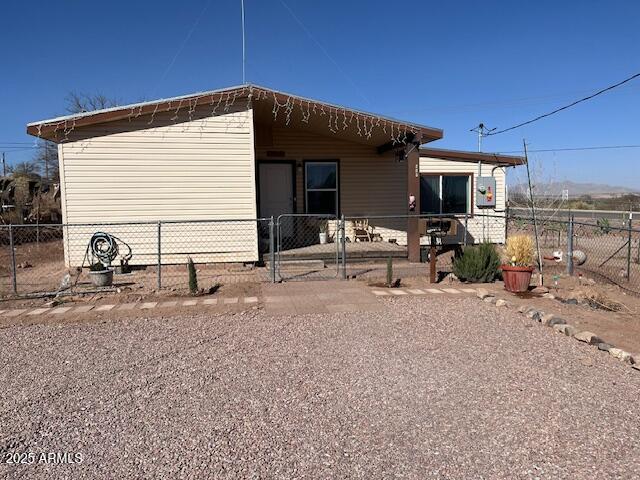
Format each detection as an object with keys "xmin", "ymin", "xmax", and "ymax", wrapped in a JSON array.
[
  {"xmin": 318, "ymin": 221, "xmax": 328, "ymax": 245},
  {"xmin": 501, "ymin": 234, "xmax": 535, "ymax": 293},
  {"xmin": 88, "ymin": 261, "xmax": 114, "ymax": 287}
]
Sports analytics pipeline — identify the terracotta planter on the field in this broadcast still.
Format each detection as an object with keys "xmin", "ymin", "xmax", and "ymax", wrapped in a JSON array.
[{"xmin": 501, "ymin": 265, "xmax": 534, "ymax": 293}]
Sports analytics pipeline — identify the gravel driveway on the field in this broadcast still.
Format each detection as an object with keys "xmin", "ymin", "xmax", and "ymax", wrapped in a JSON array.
[{"xmin": 1, "ymin": 297, "xmax": 639, "ymax": 479}]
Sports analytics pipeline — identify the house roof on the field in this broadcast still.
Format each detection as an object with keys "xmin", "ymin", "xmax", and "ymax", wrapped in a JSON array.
[
  {"xmin": 419, "ymin": 147, "xmax": 525, "ymax": 166},
  {"xmin": 27, "ymin": 84, "xmax": 444, "ymax": 145}
]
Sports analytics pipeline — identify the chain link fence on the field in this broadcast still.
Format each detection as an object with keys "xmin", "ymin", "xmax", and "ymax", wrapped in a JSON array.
[
  {"xmin": 507, "ymin": 213, "xmax": 640, "ymax": 294},
  {"xmin": 3, "ymin": 211, "xmax": 638, "ymax": 299}
]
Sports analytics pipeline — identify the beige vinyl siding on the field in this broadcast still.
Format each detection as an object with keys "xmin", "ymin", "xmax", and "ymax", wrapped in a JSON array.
[
  {"xmin": 420, "ymin": 156, "xmax": 506, "ymax": 244},
  {"xmin": 59, "ymin": 107, "xmax": 257, "ymax": 267},
  {"xmin": 256, "ymin": 127, "xmax": 408, "ymax": 242}
]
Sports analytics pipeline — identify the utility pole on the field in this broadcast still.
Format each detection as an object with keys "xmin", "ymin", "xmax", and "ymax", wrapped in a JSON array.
[
  {"xmin": 1, "ymin": 152, "xmax": 5, "ymax": 177},
  {"xmin": 523, "ymin": 139, "xmax": 543, "ymax": 286}
]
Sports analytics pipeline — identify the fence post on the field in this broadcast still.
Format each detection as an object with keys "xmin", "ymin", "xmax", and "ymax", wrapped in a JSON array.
[
  {"xmin": 463, "ymin": 213, "xmax": 468, "ymax": 248},
  {"xmin": 341, "ymin": 214, "xmax": 347, "ymax": 280},
  {"xmin": 269, "ymin": 216, "xmax": 276, "ymax": 283},
  {"xmin": 9, "ymin": 224, "xmax": 17, "ymax": 294},
  {"xmin": 567, "ymin": 215, "xmax": 574, "ymax": 276},
  {"xmin": 627, "ymin": 212, "xmax": 632, "ymax": 281},
  {"xmin": 157, "ymin": 221, "xmax": 162, "ymax": 290}
]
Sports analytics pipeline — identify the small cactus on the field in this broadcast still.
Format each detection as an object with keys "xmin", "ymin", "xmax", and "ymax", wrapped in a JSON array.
[{"xmin": 187, "ymin": 256, "xmax": 198, "ymax": 294}]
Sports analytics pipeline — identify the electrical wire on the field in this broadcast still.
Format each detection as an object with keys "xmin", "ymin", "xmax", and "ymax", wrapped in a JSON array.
[
  {"xmin": 498, "ymin": 144, "xmax": 640, "ymax": 154},
  {"xmin": 277, "ymin": 0, "xmax": 371, "ymax": 106},
  {"xmin": 486, "ymin": 71, "xmax": 640, "ymax": 136}
]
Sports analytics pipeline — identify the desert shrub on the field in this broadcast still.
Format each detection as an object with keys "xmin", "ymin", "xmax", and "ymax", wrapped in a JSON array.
[
  {"xmin": 505, "ymin": 234, "xmax": 534, "ymax": 267},
  {"xmin": 596, "ymin": 218, "xmax": 611, "ymax": 235},
  {"xmin": 452, "ymin": 242, "xmax": 501, "ymax": 283},
  {"xmin": 187, "ymin": 256, "xmax": 198, "ymax": 294}
]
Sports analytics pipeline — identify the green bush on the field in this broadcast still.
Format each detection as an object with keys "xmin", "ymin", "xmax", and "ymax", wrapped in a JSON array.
[{"xmin": 452, "ymin": 242, "xmax": 501, "ymax": 283}]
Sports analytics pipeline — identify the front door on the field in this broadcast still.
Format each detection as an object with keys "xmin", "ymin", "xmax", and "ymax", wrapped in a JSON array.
[{"xmin": 259, "ymin": 162, "xmax": 295, "ymax": 218}]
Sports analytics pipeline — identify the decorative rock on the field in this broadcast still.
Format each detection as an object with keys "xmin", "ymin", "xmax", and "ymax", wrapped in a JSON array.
[
  {"xmin": 563, "ymin": 325, "xmax": 579, "ymax": 337},
  {"xmin": 573, "ymin": 331, "xmax": 602, "ymax": 345},
  {"xmin": 476, "ymin": 288, "xmax": 492, "ymax": 300},
  {"xmin": 495, "ymin": 299, "xmax": 508, "ymax": 307},
  {"xmin": 546, "ymin": 317, "xmax": 567, "ymax": 327},
  {"xmin": 609, "ymin": 348, "xmax": 635, "ymax": 364},
  {"xmin": 562, "ymin": 298, "xmax": 579, "ymax": 305},
  {"xmin": 552, "ymin": 324, "xmax": 568, "ymax": 334},
  {"xmin": 597, "ymin": 343, "xmax": 613, "ymax": 352},
  {"xmin": 483, "ymin": 296, "xmax": 497, "ymax": 304},
  {"xmin": 531, "ymin": 286, "xmax": 549, "ymax": 294},
  {"xmin": 517, "ymin": 305, "xmax": 535, "ymax": 314},
  {"xmin": 525, "ymin": 310, "xmax": 542, "ymax": 322},
  {"xmin": 543, "ymin": 293, "xmax": 556, "ymax": 300}
]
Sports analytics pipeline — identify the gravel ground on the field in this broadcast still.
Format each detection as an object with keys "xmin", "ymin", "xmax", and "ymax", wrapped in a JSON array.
[{"xmin": 1, "ymin": 297, "xmax": 639, "ymax": 479}]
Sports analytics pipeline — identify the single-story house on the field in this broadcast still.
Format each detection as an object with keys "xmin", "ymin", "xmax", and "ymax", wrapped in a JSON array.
[{"xmin": 26, "ymin": 84, "xmax": 523, "ymax": 267}]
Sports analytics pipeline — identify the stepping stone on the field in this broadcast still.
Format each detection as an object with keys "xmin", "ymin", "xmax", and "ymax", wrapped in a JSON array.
[
  {"xmin": 442, "ymin": 288, "xmax": 461, "ymax": 294},
  {"xmin": 202, "ymin": 298, "xmax": 218, "ymax": 305},
  {"xmin": 407, "ymin": 289, "xmax": 426, "ymax": 294},
  {"xmin": 4, "ymin": 309, "xmax": 27, "ymax": 317},
  {"xmin": 389, "ymin": 290, "xmax": 408, "ymax": 296},
  {"xmin": 74, "ymin": 305, "xmax": 94, "ymax": 313},
  {"xmin": 426, "ymin": 288, "xmax": 443, "ymax": 294},
  {"xmin": 264, "ymin": 296, "xmax": 286, "ymax": 303},
  {"xmin": 159, "ymin": 301, "xmax": 178, "ymax": 308},
  {"xmin": 95, "ymin": 304, "xmax": 115, "ymax": 312},
  {"xmin": 118, "ymin": 303, "xmax": 137, "ymax": 310},
  {"xmin": 140, "ymin": 302, "xmax": 158, "ymax": 309},
  {"xmin": 223, "ymin": 297, "xmax": 239, "ymax": 304},
  {"xmin": 50, "ymin": 307, "xmax": 72, "ymax": 315},
  {"xmin": 243, "ymin": 297, "xmax": 258, "ymax": 303},
  {"xmin": 182, "ymin": 300, "xmax": 198, "ymax": 306},
  {"xmin": 27, "ymin": 308, "xmax": 50, "ymax": 316},
  {"xmin": 372, "ymin": 290, "xmax": 390, "ymax": 296}
]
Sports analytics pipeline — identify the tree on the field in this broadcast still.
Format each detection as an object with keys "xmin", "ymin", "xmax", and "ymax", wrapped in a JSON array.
[
  {"xmin": 33, "ymin": 140, "xmax": 59, "ymax": 183},
  {"xmin": 65, "ymin": 92, "xmax": 119, "ymax": 114},
  {"xmin": 8, "ymin": 161, "xmax": 39, "ymax": 178}
]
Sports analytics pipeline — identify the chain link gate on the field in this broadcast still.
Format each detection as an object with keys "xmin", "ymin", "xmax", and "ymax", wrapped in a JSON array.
[{"xmin": 275, "ymin": 214, "xmax": 342, "ymax": 281}]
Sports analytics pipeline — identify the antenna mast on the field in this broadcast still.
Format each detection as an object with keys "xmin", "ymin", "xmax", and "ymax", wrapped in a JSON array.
[{"xmin": 241, "ymin": 0, "xmax": 246, "ymax": 83}]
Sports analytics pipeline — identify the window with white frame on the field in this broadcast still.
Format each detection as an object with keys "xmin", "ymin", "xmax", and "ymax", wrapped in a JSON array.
[
  {"xmin": 420, "ymin": 174, "xmax": 471, "ymax": 214},
  {"xmin": 305, "ymin": 161, "xmax": 338, "ymax": 215}
]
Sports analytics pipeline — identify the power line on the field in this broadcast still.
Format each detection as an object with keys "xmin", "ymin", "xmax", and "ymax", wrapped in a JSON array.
[
  {"xmin": 498, "ymin": 144, "xmax": 640, "ymax": 154},
  {"xmin": 277, "ymin": 0, "xmax": 371, "ymax": 106},
  {"xmin": 486, "ymin": 71, "xmax": 640, "ymax": 136}
]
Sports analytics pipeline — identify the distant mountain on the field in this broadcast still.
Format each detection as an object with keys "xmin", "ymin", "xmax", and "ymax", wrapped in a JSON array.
[{"xmin": 509, "ymin": 181, "xmax": 639, "ymax": 197}]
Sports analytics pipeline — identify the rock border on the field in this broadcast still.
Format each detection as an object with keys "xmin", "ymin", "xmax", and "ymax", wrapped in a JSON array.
[{"xmin": 475, "ymin": 288, "xmax": 639, "ymax": 372}]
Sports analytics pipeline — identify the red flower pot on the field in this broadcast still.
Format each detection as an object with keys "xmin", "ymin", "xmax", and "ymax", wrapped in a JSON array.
[{"xmin": 501, "ymin": 265, "xmax": 534, "ymax": 293}]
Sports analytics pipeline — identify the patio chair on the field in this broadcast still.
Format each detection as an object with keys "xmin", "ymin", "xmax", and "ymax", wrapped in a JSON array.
[{"xmin": 353, "ymin": 219, "xmax": 374, "ymax": 242}]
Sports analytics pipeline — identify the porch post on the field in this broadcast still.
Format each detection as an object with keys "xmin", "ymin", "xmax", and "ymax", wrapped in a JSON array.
[{"xmin": 406, "ymin": 144, "xmax": 421, "ymax": 263}]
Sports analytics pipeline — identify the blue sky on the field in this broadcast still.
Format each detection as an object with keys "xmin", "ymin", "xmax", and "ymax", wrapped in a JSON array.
[{"xmin": 1, "ymin": 0, "xmax": 639, "ymax": 188}]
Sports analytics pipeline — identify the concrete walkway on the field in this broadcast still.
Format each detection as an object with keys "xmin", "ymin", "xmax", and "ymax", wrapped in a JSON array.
[{"xmin": 0, "ymin": 283, "xmax": 476, "ymax": 319}]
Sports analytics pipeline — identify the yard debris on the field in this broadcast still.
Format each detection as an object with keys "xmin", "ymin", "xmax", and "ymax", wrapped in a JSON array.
[{"xmin": 17, "ymin": 261, "xmax": 33, "ymax": 269}]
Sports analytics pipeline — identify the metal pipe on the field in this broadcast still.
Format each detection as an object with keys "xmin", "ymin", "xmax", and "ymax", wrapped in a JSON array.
[
  {"xmin": 567, "ymin": 215, "xmax": 574, "ymax": 276},
  {"xmin": 627, "ymin": 212, "xmax": 633, "ymax": 281},
  {"xmin": 157, "ymin": 221, "xmax": 162, "ymax": 289},
  {"xmin": 9, "ymin": 224, "xmax": 17, "ymax": 294},
  {"xmin": 341, "ymin": 214, "xmax": 347, "ymax": 280},
  {"xmin": 269, "ymin": 216, "xmax": 275, "ymax": 283}
]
